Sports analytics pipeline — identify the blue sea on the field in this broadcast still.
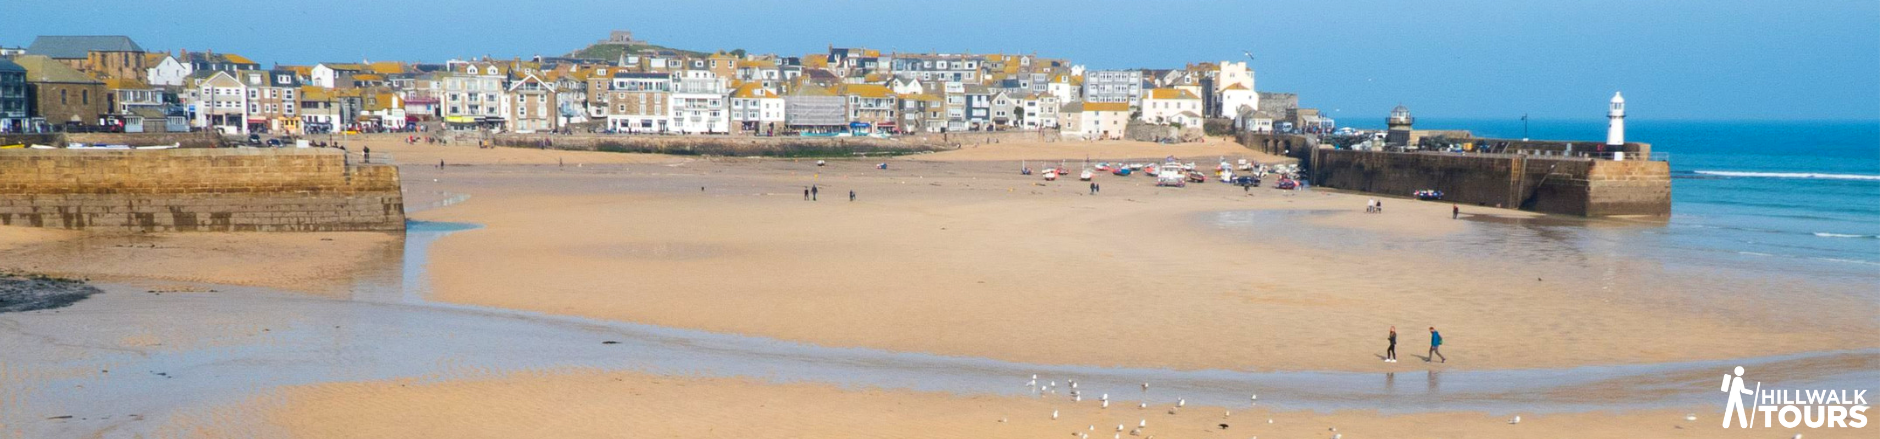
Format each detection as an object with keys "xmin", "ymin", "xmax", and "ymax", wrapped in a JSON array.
[{"xmin": 1340, "ymin": 118, "xmax": 1880, "ymax": 280}]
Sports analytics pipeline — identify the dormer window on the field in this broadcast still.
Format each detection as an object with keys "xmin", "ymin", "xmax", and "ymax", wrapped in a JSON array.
[
  {"xmin": 468, "ymin": 66, "xmax": 479, "ymax": 74},
  {"xmin": 490, "ymin": 67, "xmax": 500, "ymax": 75}
]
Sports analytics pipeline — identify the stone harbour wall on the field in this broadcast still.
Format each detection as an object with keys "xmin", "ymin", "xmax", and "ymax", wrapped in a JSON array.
[
  {"xmin": 0, "ymin": 148, "xmax": 404, "ymax": 232},
  {"xmin": 1307, "ymin": 149, "xmax": 1669, "ymax": 217}
]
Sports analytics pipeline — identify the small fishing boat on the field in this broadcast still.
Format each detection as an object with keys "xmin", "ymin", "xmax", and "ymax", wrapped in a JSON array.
[
  {"xmin": 1043, "ymin": 169, "xmax": 1059, "ymax": 181},
  {"xmin": 1414, "ymin": 189, "xmax": 1444, "ymax": 200},
  {"xmin": 1275, "ymin": 178, "xmax": 1297, "ymax": 190},
  {"xmin": 1080, "ymin": 169, "xmax": 1094, "ymax": 181}
]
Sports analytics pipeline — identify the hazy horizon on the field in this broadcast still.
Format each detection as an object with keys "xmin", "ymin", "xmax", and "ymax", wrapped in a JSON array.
[{"xmin": 7, "ymin": 0, "xmax": 1875, "ymax": 121}]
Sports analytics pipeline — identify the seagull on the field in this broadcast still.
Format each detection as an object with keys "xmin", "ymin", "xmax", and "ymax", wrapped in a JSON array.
[
  {"xmin": 1177, "ymin": 398, "xmax": 1185, "ymax": 408},
  {"xmin": 1075, "ymin": 395, "xmax": 1082, "ymax": 402},
  {"xmin": 1684, "ymin": 414, "xmax": 1697, "ymax": 421},
  {"xmin": 1509, "ymin": 415, "xmax": 1521, "ymax": 424},
  {"xmin": 1101, "ymin": 393, "xmax": 1109, "ymax": 401},
  {"xmin": 1071, "ymin": 381, "xmax": 1079, "ymax": 389},
  {"xmin": 1138, "ymin": 402, "xmax": 1147, "ymax": 409},
  {"xmin": 1141, "ymin": 382, "xmax": 1149, "ymax": 392},
  {"xmin": 1116, "ymin": 424, "xmax": 1125, "ymax": 432},
  {"xmin": 1102, "ymin": 400, "xmax": 1109, "ymax": 408},
  {"xmin": 1224, "ymin": 410, "xmax": 1231, "ymax": 417},
  {"xmin": 1053, "ymin": 410, "xmax": 1059, "ymax": 420},
  {"xmin": 1139, "ymin": 419, "xmax": 1147, "ymax": 428}
]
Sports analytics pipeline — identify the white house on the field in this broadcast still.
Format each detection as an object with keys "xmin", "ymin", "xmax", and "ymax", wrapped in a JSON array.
[
  {"xmin": 669, "ymin": 70, "xmax": 728, "ymax": 134},
  {"xmin": 145, "ymin": 55, "xmax": 189, "ymax": 86},
  {"xmin": 189, "ymin": 71, "xmax": 249, "ymax": 134},
  {"xmin": 1140, "ymin": 88, "xmax": 1202, "ymax": 127},
  {"xmin": 1071, "ymin": 102, "xmax": 1129, "ymax": 140},
  {"xmin": 1219, "ymin": 83, "xmax": 1258, "ymax": 120},
  {"xmin": 729, "ymin": 82, "xmax": 784, "ymax": 133},
  {"xmin": 309, "ymin": 63, "xmax": 363, "ymax": 89},
  {"xmin": 1213, "ymin": 61, "xmax": 1256, "ymax": 118}
]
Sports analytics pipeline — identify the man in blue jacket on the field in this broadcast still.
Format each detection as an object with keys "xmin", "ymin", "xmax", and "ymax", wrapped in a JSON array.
[{"xmin": 1428, "ymin": 327, "xmax": 1447, "ymax": 363}]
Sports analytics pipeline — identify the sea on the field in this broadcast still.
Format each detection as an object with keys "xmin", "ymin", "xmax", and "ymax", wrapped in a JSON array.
[{"xmin": 1326, "ymin": 118, "xmax": 1880, "ymax": 284}]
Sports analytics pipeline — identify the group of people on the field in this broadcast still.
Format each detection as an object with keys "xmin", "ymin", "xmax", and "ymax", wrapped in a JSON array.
[
  {"xmin": 1383, "ymin": 326, "xmax": 1446, "ymax": 363},
  {"xmin": 801, "ymin": 184, "xmax": 857, "ymax": 202},
  {"xmin": 1366, "ymin": 198, "xmax": 1384, "ymax": 213}
]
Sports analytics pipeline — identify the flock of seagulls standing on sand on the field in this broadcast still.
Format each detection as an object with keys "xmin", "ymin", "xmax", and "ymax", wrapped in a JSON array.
[{"xmin": 1019, "ymin": 375, "xmax": 1271, "ymax": 439}]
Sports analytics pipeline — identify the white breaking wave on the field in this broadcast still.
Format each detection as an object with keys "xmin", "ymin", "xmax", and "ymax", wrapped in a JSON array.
[
  {"xmin": 1693, "ymin": 170, "xmax": 1880, "ymax": 181},
  {"xmin": 1813, "ymin": 232, "xmax": 1876, "ymax": 238}
]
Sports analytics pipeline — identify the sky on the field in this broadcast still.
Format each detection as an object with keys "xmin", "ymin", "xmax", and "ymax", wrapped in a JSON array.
[{"xmin": 7, "ymin": 0, "xmax": 1876, "ymax": 121}]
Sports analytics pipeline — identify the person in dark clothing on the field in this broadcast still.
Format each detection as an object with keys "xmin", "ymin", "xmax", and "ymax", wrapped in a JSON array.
[
  {"xmin": 811, "ymin": 185, "xmax": 819, "ymax": 201},
  {"xmin": 804, "ymin": 187, "xmax": 810, "ymax": 201},
  {"xmin": 1385, "ymin": 326, "xmax": 1398, "ymax": 363},
  {"xmin": 849, "ymin": 190, "xmax": 856, "ymax": 202},
  {"xmin": 1089, "ymin": 182, "xmax": 1097, "ymax": 195},
  {"xmin": 1452, "ymin": 205, "xmax": 1460, "ymax": 220},
  {"xmin": 363, "ymin": 146, "xmax": 371, "ymax": 163},
  {"xmin": 1428, "ymin": 327, "xmax": 1446, "ymax": 363}
]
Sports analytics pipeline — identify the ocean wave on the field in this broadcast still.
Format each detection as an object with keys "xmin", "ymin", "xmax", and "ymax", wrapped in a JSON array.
[
  {"xmin": 1692, "ymin": 170, "xmax": 1880, "ymax": 181},
  {"xmin": 1813, "ymin": 232, "xmax": 1877, "ymax": 239}
]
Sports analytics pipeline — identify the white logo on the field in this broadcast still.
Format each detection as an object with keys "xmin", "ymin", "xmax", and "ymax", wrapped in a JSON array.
[{"xmin": 1721, "ymin": 366, "xmax": 1868, "ymax": 429}]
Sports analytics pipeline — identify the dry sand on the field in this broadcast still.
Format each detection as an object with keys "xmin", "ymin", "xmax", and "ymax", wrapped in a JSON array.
[
  {"xmin": 360, "ymin": 136, "xmax": 1877, "ymax": 373},
  {"xmin": 163, "ymin": 369, "xmax": 1858, "ymax": 439}
]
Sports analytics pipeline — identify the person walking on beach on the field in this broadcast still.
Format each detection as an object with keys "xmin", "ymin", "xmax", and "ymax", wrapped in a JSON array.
[
  {"xmin": 811, "ymin": 185, "xmax": 819, "ymax": 201},
  {"xmin": 1452, "ymin": 204, "xmax": 1460, "ymax": 220},
  {"xmin": 1427, "ymin": 327, "xmax": 1446, "ymax": 363},
  {"xmin": 1385, "ymin": 326, "xmax": 1398, "ymax": 363},
  {"xmin": 849, "ymin": 190, "xmax": 856, "ymax": 202},
  {"xmin": 804, "ymin": 187, "xmax": 810, "ymax": 201},
  {"xmin": 363, "ymin": 146, "xmax": 371, "ymax": 163}
]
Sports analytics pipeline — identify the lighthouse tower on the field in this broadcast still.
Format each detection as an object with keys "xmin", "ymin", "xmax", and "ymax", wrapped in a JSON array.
[{"xmin": 1606, "ymin": 92, "xmax": 1625, "ymax": 146}]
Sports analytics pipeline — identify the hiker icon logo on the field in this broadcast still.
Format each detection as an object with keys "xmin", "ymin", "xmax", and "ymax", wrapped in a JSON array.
[{"xmin": 1720, "ymin": 366, "xmax": 1868, "ymax": 429}]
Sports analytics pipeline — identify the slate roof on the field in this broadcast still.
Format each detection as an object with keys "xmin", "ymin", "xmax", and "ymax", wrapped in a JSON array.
[
  {"xmin": 26, "ymin": 36, "xmax": 144, "ymax": 59},
  {"xmin": 0, "ymin": 58, "xmax": 23, "ymax": 73},
  {"xmin": 11, "ymin": 55, "xmax": 102, "ymax": 83}
]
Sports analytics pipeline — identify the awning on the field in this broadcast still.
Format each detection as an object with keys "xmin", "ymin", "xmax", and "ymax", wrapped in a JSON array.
[{"xmin": 445, "ymin": 116, "xmax": 475, "ymax": 123}]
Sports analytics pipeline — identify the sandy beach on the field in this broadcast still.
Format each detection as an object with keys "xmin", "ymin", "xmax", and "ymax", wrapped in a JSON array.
[
  {"xmin": 164, "ymin": 369, "xmax": 1844, "ymax": 439},
  {"xmin": 3, "ymin": 135, "xmax": 1874, "ymax": 438}
]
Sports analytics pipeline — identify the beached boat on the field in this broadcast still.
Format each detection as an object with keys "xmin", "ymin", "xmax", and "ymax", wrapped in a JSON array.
[
  {"xmin": 1043, "ymin": 169, "xmax": 1059, "ymax": 181},
  {"xmin": 1275, "ymin": 178, "xmax": 1297, "ymax": 190},
  {"xmin": 1080, "ymin": 169, "xmax": 1094, "ymax": 181}
]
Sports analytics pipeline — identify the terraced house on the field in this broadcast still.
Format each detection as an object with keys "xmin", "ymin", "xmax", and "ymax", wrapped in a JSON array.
[{"xmin": 0, "ymin": 59, "xmax": 29, "ymax": 132}]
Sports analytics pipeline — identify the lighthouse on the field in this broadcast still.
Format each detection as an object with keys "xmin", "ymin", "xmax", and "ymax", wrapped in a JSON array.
[{"xmin": 1606, "ymin": 92, "xmax": 1625, "ymax": 146}]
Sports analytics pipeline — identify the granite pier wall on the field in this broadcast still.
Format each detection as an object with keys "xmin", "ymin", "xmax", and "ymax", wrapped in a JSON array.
[{"xmin": 0, "ymin": 148, "xmax": 404, "ymax": 232}]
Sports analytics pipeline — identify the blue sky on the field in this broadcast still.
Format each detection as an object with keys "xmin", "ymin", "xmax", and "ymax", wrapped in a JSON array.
[{"xmin": 7, "ymin": 0, "xmax": 1876, "ymax": 121}]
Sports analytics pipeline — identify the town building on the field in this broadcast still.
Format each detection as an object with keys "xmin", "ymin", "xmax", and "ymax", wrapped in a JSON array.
[
  {"xmin": 1140, "ymin": 88, "xmax": 1202, "ymax": 127},
  {"xmin": 505, "ymin": 73, "xmax": 557, "ymax": 133},
  {"xmin": 605, "ymin": 72, "xmax": 673, "ymax": 133},
  {"xmin": 670, "ymin": 70, "xmax": 728, "ymax": 134},
  {"xmin": 1069, "ymin": 102, "xmax": 1129, "ymax": 140},
  {"xmin": 440, "ymin": 61, "xmax": 508, "ymax": 131},
  {"xmin": 1081, "ymin": 70, "xmax": 1142, "ymax": 105},
  {"xmin": 25, "ymin": 35, "xmax": 147, "ymax": 81},
  {"xmin": 729, "ymin": 82, "xmax": 784, "ymax": 134},
  {"xmin": 784, "ymin": 84, "xmax": 845, "ymax": 133},
  {"xmin": 0, "ymin": 59, "xmax": 30, "ymax": 133},
  {"xmin": 14, "ymin": 55, "xmax": 108, "ymax": 131}
]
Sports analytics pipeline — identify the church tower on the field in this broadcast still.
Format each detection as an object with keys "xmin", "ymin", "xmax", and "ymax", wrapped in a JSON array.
[{"xmin": 1606, "ymin": 92, "xmax": 1625, "ymax": 146}]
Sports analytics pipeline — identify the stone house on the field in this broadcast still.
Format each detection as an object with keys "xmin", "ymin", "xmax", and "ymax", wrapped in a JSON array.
[{"xmin": 14, "ymin": 55, "xmax": 107, "ymax": 130}]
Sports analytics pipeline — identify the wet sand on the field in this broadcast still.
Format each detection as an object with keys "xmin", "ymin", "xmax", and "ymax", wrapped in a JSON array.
[
  {"xmin": 169, "ymin": 369, "xmax": 1852, "ymax": 439},
  {"xmin": 3, "ymin": 135, "xmax": 1874, "ymax": 438},
  {"xmin": 0, "ymin": 230, "xmax": 396, "ymax": 297}
]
